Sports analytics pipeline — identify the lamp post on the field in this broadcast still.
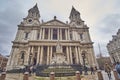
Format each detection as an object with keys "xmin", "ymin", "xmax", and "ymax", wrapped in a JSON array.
[{"xmin": 82, "ymin": 52, "xmax": 88, "ymax": 75}]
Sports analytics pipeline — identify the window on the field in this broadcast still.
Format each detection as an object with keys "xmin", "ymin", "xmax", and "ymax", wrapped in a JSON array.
[
  {"xmin": 37, "ymin": 30, "xmax": 40, "ymax": 40},
  {"xmin": 52, "ymin": 46, "xmax": 56, "ymax": 57},
  {"xmin": 44, "ymin": 28, "xmax": 48, "ymax": 39},
  {"xmin": 53, "ymin": 28, "xmax": 57, "ymax": 40},
  {"xmin": 80, "ymin": 34, "xmax": 83, "ymax": 40},
  {"xmin": 21, "ymin": 52, "xmax": 24, "ymax": 59},
  {"xmin": 37, "ymin": 33, "xmax": 40, "ymax": 40},
  {"xmin": 62, "ymin": 46, "xmax": 66, "ymax": 56},
  {"xmin": 70, "ymin": 33, "xmax": 72, "ymax": 40},
  {"xmin": 43, "ymin": 46, "xmax": 47, "ymax": 64},
  {"xmin": 25, "ymin": 33, "xmax": 29, "ymax": 39},
  {"xmin": 62, "ymin": 29, "xmax": 66, "ymax": 40}
]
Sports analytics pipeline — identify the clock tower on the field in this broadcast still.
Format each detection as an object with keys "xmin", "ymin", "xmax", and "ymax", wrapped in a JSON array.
[{"xmin": 20, "ymin": 4, "xmax": 40, "ymax": 26}]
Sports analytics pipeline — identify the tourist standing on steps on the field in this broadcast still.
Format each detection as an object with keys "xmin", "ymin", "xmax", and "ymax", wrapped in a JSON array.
[{"xmin": 104, "ymin": 63, "xmax": 112, "ymax": 80}]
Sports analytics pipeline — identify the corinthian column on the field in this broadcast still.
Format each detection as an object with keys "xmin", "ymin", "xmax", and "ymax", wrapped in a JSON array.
[
  {"xmin": 60, "ymin": 29, "xmax": 62, "ymax": 40},
  {"xmin": 68, "ymin": 30, "xmax": 70, "ymax": 40},
  {"xmin": 58, "ymin": 28, "xmax": 59, "ymax": 40},
  {"xmin": 51, "ymin": 29, "xmax": 53, "ymax": 40},
  {"xmin": 42, "ymin": 28, "xmax": 45, "ymax": 39},
  {"xmin": 69, "ymin": 46, "xmax": 73, "ymax": 64},
  {"xmin": 50, "ymin": 46, "xmax": 52, "ymax": 64},
  {"xmin": 47, "ymin": 46, "xmax": 50, "ymax": 65},
  {"xmin": 40, "ymin": 28, "xmax": 42, "ymax": 40},
  {"xmin": 78, "ymin": 47, "xmax": 83, "ymax": 64},
  {"xmin": 65, "ymin": 29, "xmax": 68, "ymax": 40},
  {"xmin": 75, "ymin": 46, "xmax": 79, "ymax": 64},
  {"xmin": 40, "ymin": 46, "xmax": 43, "ymax": 64},
  {"xmin": 48, "ymin": 28, "xmax": 51, "ymax": 40},
  {"xmin": 31, "ymin": 46, "xmax": 34, "ymax": 64},
  {"xmin": 66, "ymin": 46, "xmax": 70, "ymax": 64},
  {"xmin": 37, "ymin": 46, "xmax": 40, "ymax": 64},
  {"xmin": 26, "ymin": 47, "xmax": 31, "ymax": 65}
]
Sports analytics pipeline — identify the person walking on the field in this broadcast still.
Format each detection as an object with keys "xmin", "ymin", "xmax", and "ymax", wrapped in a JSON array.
[
  {"xmin": 90, "ymin": 66, "xmax": 95, "ymax": 75},
  {"xmin": 104, "ymin": 63, "xmax": 112, "ymax": 80},
  {"xmin": 115, "ymin": 62, "xmax": 120, "ymax": 79}
]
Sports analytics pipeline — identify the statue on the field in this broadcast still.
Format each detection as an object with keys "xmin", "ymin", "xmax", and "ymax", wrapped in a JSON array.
[{"xmin": 56, "ymin": 40, "xmax": 62, "ymax": 53}]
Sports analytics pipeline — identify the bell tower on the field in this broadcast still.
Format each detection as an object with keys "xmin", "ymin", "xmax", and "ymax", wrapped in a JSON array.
[
  {"xmin": 69, "ymin": 6, "xmax": 84, "ymax": 27},
  {"xmin": 27, "ymin": 3, "xmax": 40, "ymax": 19},
  {"xmin": 20, "ymin": 4, "xmax": 40, "ymax": 26}
]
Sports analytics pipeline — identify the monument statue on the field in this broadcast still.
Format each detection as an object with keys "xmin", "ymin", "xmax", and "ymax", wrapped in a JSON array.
[{"xmin": 51, "ymin": 40, "xmax": 67, "ymax": 65}]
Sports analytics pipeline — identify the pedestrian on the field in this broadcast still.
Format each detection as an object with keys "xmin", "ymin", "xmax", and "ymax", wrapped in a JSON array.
[
  {"xmin": 84, "ymin": 66, "xmax": 88, "ymax": 75},
  {"xmin": 90, "ymin": 66, "xmax": 95, "ymax": 75},
  {"xmin": 104, "ymin": 63, "xmax": 112, "ymax": 80},
  {"xmin": 115, "ymin": 62, "xmax": 120, "ymax": 79},
  {"xmin": 94, "ymin": 66, "xmax": 98, "ymax": 71}
]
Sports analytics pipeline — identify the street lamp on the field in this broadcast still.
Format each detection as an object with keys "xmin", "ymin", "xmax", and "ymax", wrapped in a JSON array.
[{"xmin": 82, "ymin": 52, "xmax": 88, "ymax": 75}]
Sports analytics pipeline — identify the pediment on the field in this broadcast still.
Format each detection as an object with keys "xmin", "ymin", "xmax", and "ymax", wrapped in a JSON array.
[{"xmin": 42, "ymin": 19, "xmax": 68, "ymax": 26}]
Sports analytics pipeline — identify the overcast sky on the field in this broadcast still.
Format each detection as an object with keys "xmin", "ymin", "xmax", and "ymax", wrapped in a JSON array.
[{"xmin": 0, "ymin": 0, "xmax": 120, "ymax": 56}]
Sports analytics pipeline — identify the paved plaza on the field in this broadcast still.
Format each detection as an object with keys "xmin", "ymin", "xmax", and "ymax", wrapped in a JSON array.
[
  {"xmin": 4, "ymin": 70, "xmax": 117, "ymax": 80},
  {"xmin": 6, "ymin": 71, "xmax": 115, "ymax": 80}
]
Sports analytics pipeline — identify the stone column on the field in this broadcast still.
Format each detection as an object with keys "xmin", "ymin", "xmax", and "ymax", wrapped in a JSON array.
[
  {"xmin": 20, "ymin": 30, "xmax": 23, "ymax": 41},
  {"xmin": 75, "ymin": 71, "xmax": 81, "ymax": 80},
  {"xmin": 39, "ymin": 46, "xmax": 41, "ymax": 63},
  {"xmin": 75, "ymin": 46, "xmax": 79, "ymax": 64},
  {"xmin": 58, "ymin": 28, "xmax": 59, "ymax": 40},
  {"xmin": 50, "ymin": 46, "xmax": 53, "ymax": 64},
  {"xmin": 31, "ymin": 46, "xmax": 34, "ymax": 64},
  {"xmin": 60, "ymin": 29, "xmax": 62, "ymax": 40},
  {"xmin": 47, "ymin": 46, "xmax": 50, "ymax": 65},
  {"xmin": 33, "ymin": 30, "xmax": 37, "ymax": 40},
  {"xmin": 68, "ymin": 30, "xmax": 70, "ymax": 40},
  {"xmin": 40, "ymin": 28, "xmax": 42, "ymax": 40},
  {"xmin": 37, "ymin": 46, "xmax": 40, "ymax": 64},
  {"xmin": 42, "ymin": 28, "xmax": 45, "ymax": 39},
  {"xmin": 26, "ymin": 47, "xmax": 31, "ymax": 65},
  {"xmin": 9, "ymin": 48, "xmax": 15, "ymax": 65},
  {"xmin": 66, "ymin": 46, "xmax": 70, "ymax": 64},
  {"xmin": 78, "ymin": 47, "xmax": 82, "ymax": 64},
  {"xmin": 51, "ymin": 28, "xmax": 53, "ymax": 40},
  {"xmin": 65, "ymin": 29, "xmax": 68, "ymax": 40},
  {"xmin": 40, "ymin": 46, "xmax": 43, "ymax": 64},
  {"xmin": 7, "ymin": 48, "xmax": 14, "ymax": 66},
  {"xmin": 89, "ymin": 48, "xmax": 96, "ymax": 66},
  {"xmin": 48, "ymin": 28, "xmax": 51, "ymax": 40},
  {"xmin": 69, "ymin": 46, "xmax": 73, "ymax": 64}
]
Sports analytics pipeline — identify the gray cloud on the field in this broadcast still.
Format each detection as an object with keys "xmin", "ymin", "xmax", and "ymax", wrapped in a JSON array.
[
  {"xmin": 92, "ymin": 14, "xmax": 120, "ymax": 56},
  {"xmin": 0, "ymin": 0, "xmax": 120, "ymax": 57},
  {"xmin": 0, "ymin": 0, "xmax": 25, "ymax": 55}
]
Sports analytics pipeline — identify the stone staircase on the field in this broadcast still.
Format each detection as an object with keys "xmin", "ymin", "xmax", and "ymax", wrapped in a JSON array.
[{"xmin": 36, "ymin": 65, "xmax": 77, "ymax": 77}]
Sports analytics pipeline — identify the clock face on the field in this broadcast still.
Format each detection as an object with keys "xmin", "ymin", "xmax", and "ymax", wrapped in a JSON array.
[{"xmin": 27, "ymin": 18, "xmax": 33, "ymax": 23}]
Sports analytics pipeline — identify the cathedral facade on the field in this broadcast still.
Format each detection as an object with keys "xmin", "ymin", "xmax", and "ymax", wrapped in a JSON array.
[{"xmin": 7, "ymin": 4, "xmax": 96, "ymax": 70}]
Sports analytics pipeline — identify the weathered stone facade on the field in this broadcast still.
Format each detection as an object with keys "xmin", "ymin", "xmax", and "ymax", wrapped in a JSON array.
[
  {"xmin": 7, "ymin": 4, "xmax": 97, "ymax": 70},
  {"xmin": 0, "ymin": 54, "xmax": 8, "ymax": 70},
  {"xmin": 107, "ymin": 29, "xmax": 120, "ymax": 63}
]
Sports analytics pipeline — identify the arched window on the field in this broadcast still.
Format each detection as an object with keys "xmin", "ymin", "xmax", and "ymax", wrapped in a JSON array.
[
  {"xmin": 21, "ymin": 52, "xmax": 24, "ymax": 59},
  {"xmin": 19, "ymin": 51, "xmax": 25, "ymax": 65}
]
